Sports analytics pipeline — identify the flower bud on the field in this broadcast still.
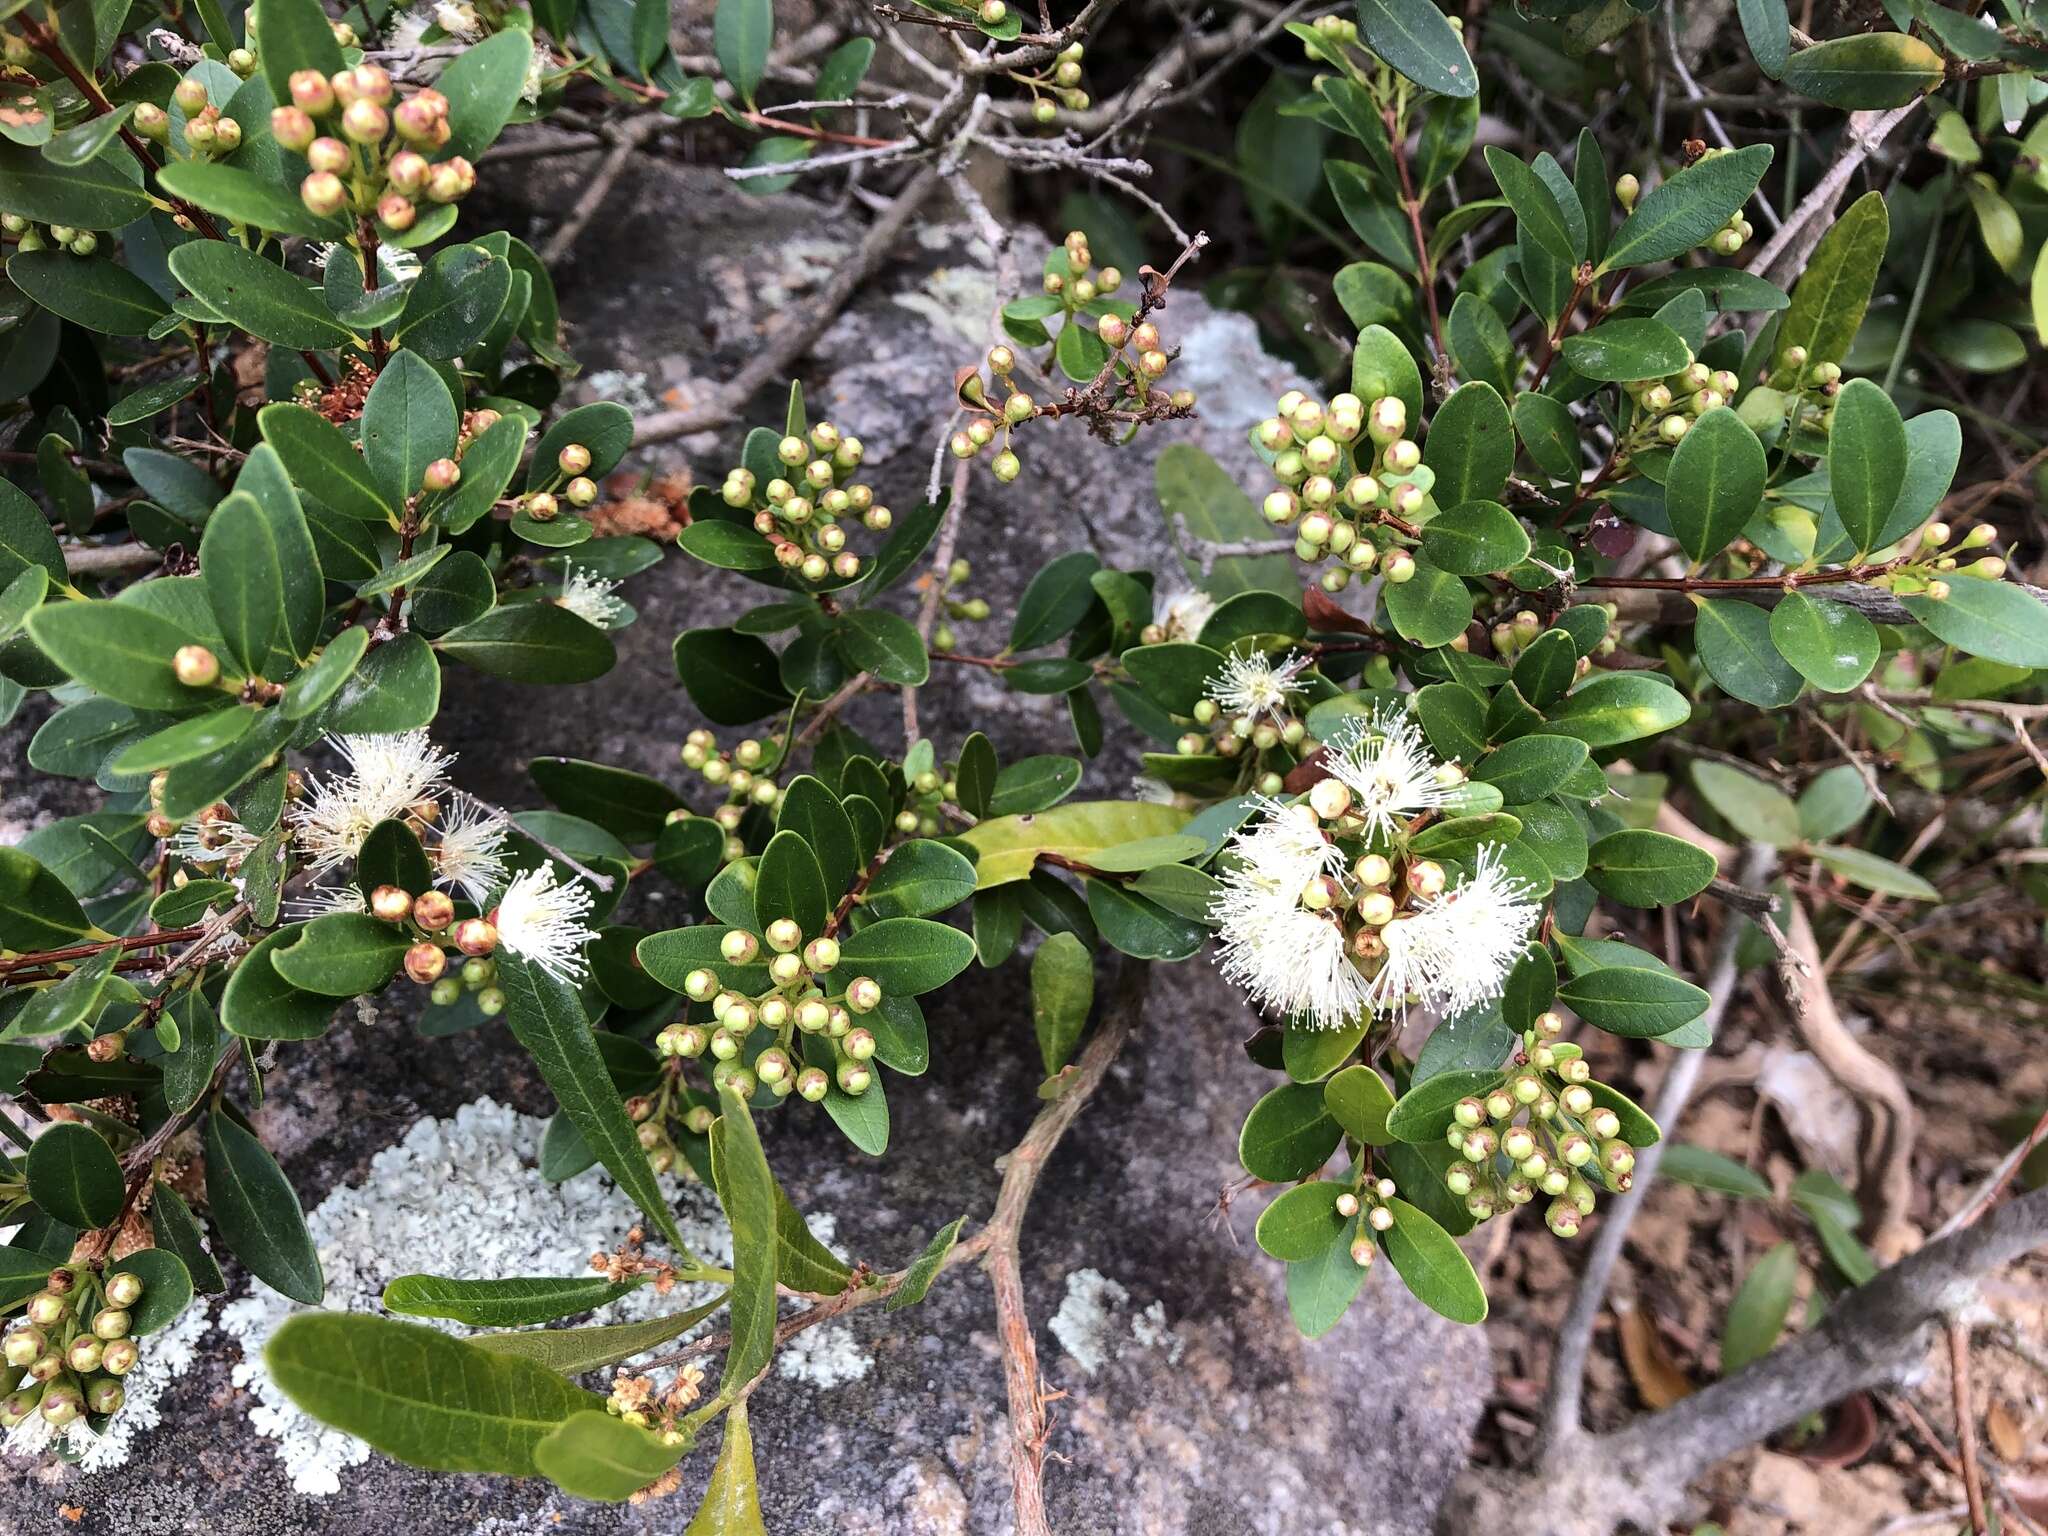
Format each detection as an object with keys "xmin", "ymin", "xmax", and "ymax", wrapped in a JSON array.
[
  {"xmin": 375, "ymin": 192, "xmax": 415, "ymax": 231},
  {"xmin": 342, "ymin": 98, "xmax": 388, "ymax": 144},
  {"xmin": 1368, "ymin": 396, "xmax": 1406, "ymax": 444},
  {"xmin": 524, "ymin": 492, "xmax": 558, "ymax": 522},
  {"xmin": 173, "ymin": 644, "xmax": 220, "ymax": 687},
  {"xmin": 1383, "ymin": 551, "xmax": 1416, "ymax": 583},
  {"xmin": 796, "ymin": 1067, "xmax": 830, "ymax": 1101},
  {"xmin": 173, "ymin": 76, "xmax": 211, "ymax": 115},
  {"xmin": 1614, "ymin": 173, "xmax": 1640, "ymax": 210},
  {"xmin": 721, "ymin": 929, "xmax": 761, "ymax": 964},
  {"xmin": 992, "ymin": 450, "xmax": 1022, "ymax": 483},
  {"xmin": 271, "ymin": 106, "xmax": 316, "ymax": 152},
  {"xmin": 454, "ymin": 918, "xmax": 497, "ymax": 956},
  {"xmin": 93, "ymin": 1308, "xmax": 132, "ymax": 1340},
  {"xmin": 765, "ymin": 917, "xmax": 802, "ymax": 954},
  {"xmin": 836, "ymin": 1060, "xmax": 872, "ymax": 1095},
  {"xmin": 1096, "ymin": 313, "xmax": 1128, "ymax": 347}
]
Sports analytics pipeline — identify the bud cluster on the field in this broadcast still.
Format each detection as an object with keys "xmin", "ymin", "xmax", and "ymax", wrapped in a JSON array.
[
  {"xmin": 1874, "ymin": 518, "xmax": 2004, "ymax": 603},
  {"xmin": 929, "ymin": 557, "xmax": 989, "ymax": 654},
  {"xmin": 650, "ymin": 922, "xmax": 887, "ymax": 1142},
  {"xmin": 1, "ymin": 212, "xmax": 100, "ymax": 257},
  {"xmin": 270, "ymin": 66, "xmax": 474, "ymax": 231},
  {"xmin": 1020, "ymin": 40, "xmax": 1092, "ymax": 124},
  {"xmin": 1620, "ymin": 357, "xmax": 1744, "ymax": 451},
  {"xmin": 1254, "ymin": 388, "xmax": 1425, "ymax": 594},
  {"xmin": 720, "ymin": 418, "xmax": 884, "ymax": 585},
  {"xmin": 1489, "ymin": 605, "xmax": 1612, "ymax": 671},
  {"xmin": 1, "ymin": 1265, "xmax": 146, "ymax": 1434},
  {"xmin": 1440, "ymin": 1014, "xmax": 1639, "ymax": 1236},
  {"xmin": 673, "ymin": 729, "xmax": 785, "ymax": 861},
  {"xmin": 514, "ymin": 437, "xmax": 601, "ymax": 523},
  {"xmin": 389, "ymin": 883, "xmax": 504, "ymax": 1014}
]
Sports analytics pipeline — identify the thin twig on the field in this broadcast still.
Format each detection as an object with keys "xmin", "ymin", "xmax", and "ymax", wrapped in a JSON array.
[{"xmin": 1950, "ymin": 1320, "xmax": 1990, "ymax": 1535}]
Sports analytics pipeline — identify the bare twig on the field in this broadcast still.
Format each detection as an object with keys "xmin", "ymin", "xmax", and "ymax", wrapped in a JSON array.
[
  {"xmin": 1950, "ymin": 1320, "xmax": 1990, "ymax": 1535},
  {"xmin": 540, "ymin": 115, "xmax": 665, "ymax": 266}
]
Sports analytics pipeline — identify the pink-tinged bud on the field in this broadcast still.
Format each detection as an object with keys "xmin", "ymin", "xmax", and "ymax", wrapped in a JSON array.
[
  {"xmin": 376, "ymin": 192, "xmax": 416, "ymax": 231},
  {"xmin": 426, "ymin": 163, "xmax": 465, "ymax": 203},
  {"xmin": 173, "ymin": 76, "xmax": 210, "ymax": 115},
  {"xmin": 330, "ymin": 69, "xmax": 362, "ymax": 108},
  {"xmin": 133, "ymin": 102, "xmax": 169, "ymax": 140},
  {"xmin": 350, "ymin": 65, "xmax": 393, "ymax": 104},
  {"xmin": 558, "ymin": 443, "xmax": 592, "ymax": 475},
  {"xmin": 392, "ymin": 97, "xmax": 440, "ymax": 144},
  {"xmin": 387, "ymin": 149, "xmax": 430, "ymax": 194},
  {"xmin": 1096, "ymin": 313, "xmax": 1128, "ymax": 346},
  {"xmin": 342, "ymin": 99, "xmax": 389, "ymax": 144},
  {"xmin": 422, "ymin": 458, "xmax": 461, "ymax": 492},
  {"xmin": 300, "ymin": 172, "xmax": 347, "ymax": 217},
  {"xmin": 306, "ymin": 136, "xmax": 351, "ymax": 174},
  {"xmin": 270, "ymin": 106, "xmax": 316, "ymax": 152},
  {"xmin": 290, "ymin": 69, "xmax": 335, "ymax": 114}
]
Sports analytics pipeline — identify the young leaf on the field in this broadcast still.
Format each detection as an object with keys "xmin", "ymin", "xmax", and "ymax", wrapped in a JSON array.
[
  {"xmin": 1721, "ymin": 1242, "xmax": 1799, "ymax": 1373},
  {"xmin": 1030, "ymin": 931, "xmax": 1094, "ymax": 1075}
]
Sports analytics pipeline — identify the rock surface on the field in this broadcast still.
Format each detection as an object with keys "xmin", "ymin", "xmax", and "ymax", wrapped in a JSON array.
[{"xmin": 0, "ymin": 157, "xmax": 1487, "ymax": 1535}]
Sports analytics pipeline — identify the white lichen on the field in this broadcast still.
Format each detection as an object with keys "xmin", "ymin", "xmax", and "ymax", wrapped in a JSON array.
[
  {"xmin": 215, "ymin": 1097, "xmax": 731, "ymax": 1497},
  {"xmin": 1047, "ymin": 1268, "xmax": 1129, "ymax": 1379}
]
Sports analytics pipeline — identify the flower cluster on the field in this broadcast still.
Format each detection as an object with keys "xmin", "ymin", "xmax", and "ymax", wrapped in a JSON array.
[
  {"xmin": 720, "ymin": 418, "xmax": 888, "ymax": 585},
  {"xmin": 1254, "ymin": 388, "xmax": 1425, "ymax": 594},
  {"xmin": 1622, "ymin": 358, "xmax": 1747, "ymax": 450},
  {"xmin": 1210, "ymin": 707, "xmax": 1537, "ymax": 1030},
  {"xmin": 515, "ymin": 439, "xmax": 600, "ymax": 524},
  {"xmin": 1440, "ymin": 1016, "xmax": 1640, "ymax": 1237},
  {"xmin": 1175, "ymin": 650, "xmax": 1315, "ymax": 798},
  {"xmin": 1020, "ymin": 39, "xmax": 1092, "ymax": 125},
  {"xmin": 675, "ymin": 728, "xmax": 787, "ymax": 862},
  {"xmin": 2, "ymin": 1264, "xmax": 148, "ymax": 1435},
  {"xmin": 269, "ymin": 65, "xmax": 475, "ymax": 233}
]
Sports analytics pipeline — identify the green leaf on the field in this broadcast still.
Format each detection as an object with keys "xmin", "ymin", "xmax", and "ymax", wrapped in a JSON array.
[
  {"xmin": 206, "ymin": 1111, "xmax": 324, "ymax": 1301},
  {"xmin": 1722, "ymin": 1242, "xmax": 1798, "ymax": 1373},
  {"xmin": 383, "ymin": 1273, "xmax": 646, "ymax": 1328},
  {"xmin": 1695, "ymin": 597, "xmax": 1803, "ymax": 707},
  {"xmin": 1827, "ymin": 378, "xmax": 1905, "ymax": 554},
  {"xmin": 1559, "ymin": 318, "xmax": 1692, "ymax": 382},
  {"xmin": 25, "ymin": 1121, "xmax": 123, "ymax": 1228},
  {"xmin": 754, "ymin": 828, "xmax": 830, "ymax": 940},
  {"xmin": 469, "ymin": 1295, "xmax": 730, "ymax": 1374},
  {"xmin": 1010, "ymin": 550, "xmax": 1103, "ymax": 652},
  {"xmin": 1026, "ymin": 930, "xmax": 1094, "ymax": 1076},
  {"xmin": 711, "ymin": 1088, "xmax": 778, "ymax": 1393},
  {"xmin": 153, "ymin": 158, "xmax": 346, "ymax": 240},
  {"xmin": 258, "ymin": 403, "xmax": 394, "ymax": 523},
  {"xmin": 832, "ymin": 917, "xmax": 975, "ymax": 996},
  {"xmin": 862, "ymin": 840, "xmax": 975, "ymax": 920},
  {"xmin": 1666, "ymin": 408, "xmax": 1767, "ymax": 564},
  {"xmin": 1324, "ymin": 1064, "xmax": 1396, "ymax": 1146},
  {"xmin": 0, "ymin": 140, "xmax": 152, "ymax": 229},
  {"xmin": 1355, "ymin": 0, "xmax": 1477, "ymax": 97},
  {"xmin": 200, "ymin": 491, "xmax": 289, "ymax": 676},
  {"xmin": 168, "ymin": 241, "xmax": 353, "ymax": 349},
  {"xmin": 528, "ymin": 759, "xmax": 682, "ymax": 845},
  {"xmin": 1901, "ymin": 581, "xmax": 2048, "ymax": 669},
  {"xmin": 1386, "ymin": 1069, "xmax": 1498, "ymax": 1142},
  {"xmin": 1239, "ymin": 1082, "xmax": 1343, "ymax": 1180},
  {"xmin": 836, "ymin": 608, "xmax": 929, "ymax": 685},
  {"xmin": 1084, "ymin": 879, "xmax": 1207, "ymax": 960},
  {"xmin": 1778, "ymin": 192, "xmax": 1887, "ymax": 368},
  {"xmin": 266, "ymin": 1313, "xmax": 597, "ymax": 1475},
  {"xmin": 714, "ymin": 0, "xmax": 775, "ymax": 105},
  {"xmin": 437, "ymin": 29, "xmax": 536, "ymax": 159},
  {"xmin": 535, "ymin": 1410, "xmax": 686, "ymax": 1503},
  {"xmin": 362, "ymin": 352, "xmax": 458, "ymax": 510},
  {"xmin": 439, "ymin": 603, "xmax": 616, "ymax": 684},
  {"xmin": 1782, "ymin": 32, "xmax": 1945, "ymax": 108},
  {"xmin": 395, "ymin": 244, "xmax": 513, "ymax": 361},
  {"xmin": 685, "ymin": 1404, "xmax": 765, "ymax": 1535},
  {"xmin": 1690, "ymin": 760, "xmax": 1800, "ymax": 848},
  {"xmin": 989, "ymin": 755, "xmax": 1083, "ymax": 816},
  {"xmin": 1661, "ymin": 1143, "xmax": 1773, "ymax": 1199},
  {"xmin": 1811, "ymin": 843, "xmax": 1939, "ymax": 899},
  {"xmin": 1768, "ymin": 591, "xmax": 1878, "ymax": 693},
  {"xmin": 1475, "ymin": 733, "xmax": 1588, "ymax": 802},
  {"xmin": 7, "ymin": 251, "xmax": 168, "ymax": 336},
  {"xmin": 0, "ymin": 846, "xmax": 93, "ymax": 950},
  {"xmin": 1350, "ymin": 323, "xmax": 1425, "ymax": 427},
  {"xmin": 1557, "ymin": 967, "xmax": 1710, "ymax": 1037},
  {"xmin": 498, "ymin": 953, "xmax": 688, "ymax": 1253},
  {"xmin": 959, "ymin": 801, "xmax": 1188, "ymax": 887},
  {"xmin": 1549, "ymin": 673, "xmax": 1689, "ymax": 748},
  {"xmin": 1599, "ymin": 146, "xmax": 1772, "ymax": 273},
  {"xmin": 327, "ymin": 631, "xmax": 441, "ymax": 732},
  {"xmin": 1421, "ymin": 384, "xmax": 1514, "ymax": 511},
  {"xmin": 1585, "ymin": 827, "xmax": 1720, "ymax": 904},
  {"xmin": 0, "ymin": 478, "xmax": 65, "ymax": 590},
  {"xmin": 1256, "ymin": 1182, "xmax": 1348, "ymax": 1261},
  {"xmin": 1738, "ymin": 0, "xmax": 1790, "ymax": 76},
  {"xmin": 1382, "ymin": 556, "xmax": 1474, "ymax": 647},
  {"xmin": 271, "ymin": 912, "xmax": 408, "ymax": 996},
  {"xmin": 1285, "ymin": 1216, "xmax": 1371, "ymax": 1337},
  {"xmin": 1484, "ymin": 147, "xmax": 1578, "ymax": 264},
  {"xmin": 673, "ymin": 628, "xmax": 792, "ymax": 725},
  {"xmin": 1380, "ymin": 1198, "xmax": 1486, "ymax": 1323},
  {"xmin": 220, "ymin": 925, "xmax": 338, "ymax": 1040},
  {"xmin": 26, "ymin": 599, "xmax": 209, "ymax": 711},
  {"xmin": 1120, "ymin": 641, "xmax": 1225, "ymax": 716},
  {"xmin": 256, "ymin": 0, "xmax": 345, "ymax": 104},
  {"xmin": 888, "ymin": 1215, "xmax": 966, "ymax": 1312},
  {"xmin": 109, "ymin": 1244, "xmax": 195, "ymax": 1335}
]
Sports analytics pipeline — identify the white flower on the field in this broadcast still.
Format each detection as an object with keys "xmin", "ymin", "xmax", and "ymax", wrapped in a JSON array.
[
  {"xmin": 169, "ymin": 814, "xmax": 263, "ymax": 871},
  {"xmin": 287, "ymin": 882, "xmax": 369, "ymax": 920},
  {"xmin": 1322, "ymin": 704, "xmax": 1456, "ymax": 845},
  {"xmin": 1157, "ymin": 587, "xmax": 1217, "ymax": 642},
  {"xmin": 1210, "ymin": 649, "xmax": 1311, "ymax": 724},
  {"xmin": 557, "ymin": 565, "xmax": 629, "ymax": 629},
  {"xmin": 433, "ymin": 793, "xmax": 510, "ymax": 904},
  {"xmin": 1406, "ymin": 843, "xmax": 1541, "ymax": 1015},
  {"xmin": 492, "ymin": 864, "xmax": 596, "ymax": 983},
  {"xmin": 386, "ymin": 7, "xmax": 433, "ymax": 49},
  {"xmin": 291, "ymin": 730, "xmax": 454, "ymax": 880},
  {"xmin": 522, "ymin": 34, "xmax": 553, "ymax": 103},
  {"xmin": 1210, "ymin": 800, "xmax": 1366, "ymax": 1031},
  {"xmin": 432, "ymin": 1, "xmax": 483, "ymax": 40}
]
